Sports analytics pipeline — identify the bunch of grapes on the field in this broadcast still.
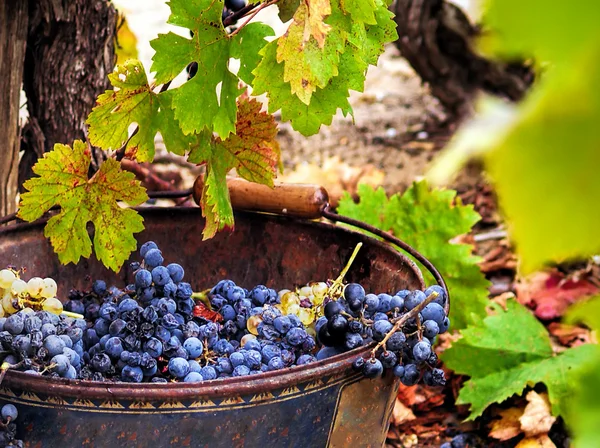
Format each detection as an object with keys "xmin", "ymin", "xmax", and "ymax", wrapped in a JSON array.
[
  {"xmin": 0, "ymin": 270, "xmax": 64, "ymax": 318},
  {"xmin": 0, "ymin": 239, "xmax": 449, "ymax": 391},
  {"xmin": 0, "ymin": 403, "xmax": 23, "ymax": 447},
  {"xmin": 315, "ymin": 282, "xmax": 449, "ymax": 386}
]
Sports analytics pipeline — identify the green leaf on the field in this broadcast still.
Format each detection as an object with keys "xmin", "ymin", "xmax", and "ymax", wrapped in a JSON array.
[
  {"xmin": 442, "ymin": 299, "xmax": 596, "ymax": 420},
  {"xmin": 150, "ymin": 0, "xmax": 274, "ymax": 137},
  {"xmin": 251, "ymin": 0, "xmax": 395, "ymax": 136},
  {"xmin": 188, "ymin": 96, "xmax": 281, "ymax": 239},
  {"xmin": 337, "ymin": 182, "xmax": 490, "ymax": 330},
  {"xmin": 340, "ymin": 0, "xmax": 376, "ymax": 24},
  {"xmin": 18, "ymin": 140, "xmax": 148, "ymax": 271},
  {"xmin": 481, "ymin": 0, "xmax": 600, "ymax": 63},
  {"xmin": 561, "ymin": 297, "xmax": 600, "ymax": 448},
  {"xmin": 277, "ymin": 0, "xmax": 300, "ymax": 22},
  {"xmin": 86, "ymin": 60, "xmax": 192, "ymax": 162}
]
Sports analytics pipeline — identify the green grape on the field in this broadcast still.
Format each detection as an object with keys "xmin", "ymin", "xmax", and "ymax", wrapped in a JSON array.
[
  {"xmin": 297, "ymin": 307, "xmax": 315, "ymax": 326},
  {"xmin": 42, "ymin": 297, "xmax": 63, "ymax": 315},
  {"xmin": 27, "ymin": 277, "xmax": 45, "ymax": 299},
  {"xmin": 281, "ymin": 291, "xmax": 300, "ymax": 308},
  {"xmin": 10, "ymin": 279, "xmax": 27, "ymax": 296},
  {"xmin": 41, "ymin": 277, "xmax": 58, "ymax": 299},
  {"xmin": 0, "ymin": 269, "xmax": 16, "ymax": 289}
]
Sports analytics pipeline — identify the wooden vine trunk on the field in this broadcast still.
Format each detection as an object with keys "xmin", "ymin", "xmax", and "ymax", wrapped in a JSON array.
[
  {"xmin": 394, "ymin": 0, "xmax": 534, "ymax": 115},
  {"xmin": 0, "ymin": 0, "xmax": 29, "ymax": 215},
  {"xmin": 20, "ymin": 0, "xmax": 116, "ymax": 190}
]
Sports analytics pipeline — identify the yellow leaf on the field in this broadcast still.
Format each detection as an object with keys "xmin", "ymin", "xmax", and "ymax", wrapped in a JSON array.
[{"xmin": 520, "ymin": 391, "xmax": 557, "ymax": 438}]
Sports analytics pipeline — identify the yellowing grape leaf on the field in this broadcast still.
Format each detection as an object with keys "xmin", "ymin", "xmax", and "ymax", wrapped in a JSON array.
[
  {"xmin": 442, "ymin": 299, "xmax": 597, "ymax": 420},
  {"xmin": 18, "ymin": 140, "xmax": 148, "ymax": 271},
  {"xmin": 337, "ymin": 182, "xmax": 490, "ymax": 330},
  {"xmin": 276, "ymin": 1, "xmax": 344, "ymax": 104},
  {"xmin": 252, "ymin": 0, "xmax": 396, "ymax": 135},
  {"xmin": 86, "ymin": 60, "xmax": 192, "ymax": 162},
  {"xmin": 189, "ymin": 97, "xmax": 281, "ymax": 238},
  {"xmin": 150, "ymin": 0, "xmax": 274, "ymax": 137}
]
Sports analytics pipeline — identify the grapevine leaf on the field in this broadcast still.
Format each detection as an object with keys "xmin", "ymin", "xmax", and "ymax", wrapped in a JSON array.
[
  {"xmin": 563, "ymin": 298, "xmax": 600, "ymax": 448},
  {"xmin": 252, "ymin": 0, "xmax": 396, "ymax": 135},
  {"xmin": 253, "ymin": 41, "xmax": 353, "ymax": 136},
  {"xmin": 442, "ymin": 299, "xmax": 596, "ymax": 420},
  {"xmin": 18, "ymin": 140, "xmax": 147, "ymax": 271},
  {"xmin": 188, "ymin": 97, "xmax": 280, "ymax": 239},
  {"xmin": 337, "ymin": 182, "xmax": 490, "ymax": 330},
  {"xmin": 150, "ymin": 0, "xmax": 273, "ymax": 137},
  {"xmin": 276, "ymin": 0, "xmax": 345, "ymax": 104},
  {"xmin": 86, "ymin": 60, "xmax": 192, "ymax": 162},
  {"xmin": 339, "ymin": 0, "xmax": 376, "ymax": 24},
  {"xmin": 278, "ymin": 0, "xmax": 300, "ymax": 22},
  {"xmin": 481, "ymin": 0, "xmax": 600, "ymax": 63}
]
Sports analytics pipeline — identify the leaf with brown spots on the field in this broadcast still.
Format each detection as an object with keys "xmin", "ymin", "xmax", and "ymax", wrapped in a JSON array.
[
  {"xmin": 188, "ymin": 96, "xmax": 281, "ymax": 239},
  {"xmin": 18, "ymin": 140, "xmax": 148, "ymax": 271}
]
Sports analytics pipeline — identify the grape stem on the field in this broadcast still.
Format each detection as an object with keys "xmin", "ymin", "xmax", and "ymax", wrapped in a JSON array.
[
  {"xmin": 370, "ymin": 291, "xmax": 439, "ymax": 357},
  {"xmin": 328, "ymin": 242, "xmax": 363, "ymax": 299}
]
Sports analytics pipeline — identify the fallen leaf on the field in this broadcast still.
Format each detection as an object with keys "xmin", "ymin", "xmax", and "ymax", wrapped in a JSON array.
[
  {"xmin": 515, "ymin": 434, "xmax": 557, "ymax": 448},
  {"xmin": 397, "ymin": 383, "xmax": 445, "ymax": 412},
  {"xmin": 488, "ymin": 407, "xmax": 523, "ymax": 441},
  {"xmin": 520, "ymin": 391, "xmax": 556, "ymax": 437},
  {"xmin": 390, "ymin": 398, "xmax": 416, "ymax": 426},
  {"xmin": 515, "ymin": 270, "xmax": 599, "ymax": 319},
  {"xmin": 548, "ymin": 322, "xmax": 593, "ymax": 347}
]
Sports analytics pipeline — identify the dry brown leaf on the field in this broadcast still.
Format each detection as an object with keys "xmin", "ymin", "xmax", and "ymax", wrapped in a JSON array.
[
  {"xmin": 280, "ymin": 156, "xmax": 384, "ymax": 207},
  {"xmin": 520, "ymin": 391, "xmax": 556, "ymax": 437},
  {"xmin": 488, "ymin": 407, "xmax": 523, "ymax": 441},
  {"xmin": 397, "ymin": 383, "xmax": 445, "ymax": 412},
  {"xmin": 390, "ymin": 397, "xmax": 416, "ymax": 426},
  {"xmin": 515, "ymin": 434, "xmax": 557, "ymax": 448},
  {"xmin": 548, "ymin": 322, "xmax": 593, "ymax": 347}
]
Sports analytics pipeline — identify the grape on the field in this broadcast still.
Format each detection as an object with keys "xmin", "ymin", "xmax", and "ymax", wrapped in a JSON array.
[
  {"xmin": 121, "ymin": 365, "xmax": 143, "ymax": 383},
  {"xmin": 105, "ymin": 337, "xmax": 124, "ymax": 358},
  {"xmin": 324, "ymin": 301, "xmax": 343, "ymax": 319},
  {"xmin": 386, "ymin": 332, "xmax": 406, "ymax": 351},
  {"xmin": 424, "ymin": 285, "xmax": 447, "ymax": 307},
  {"xmin": 389, "ymin": 295, "xmax": 404, "ymax": 311},
  {"xmin": 362, "ymin": 358, "xmax": 383, "ymax": 378},
  {"xmin": 50, "ymin": 354, "xmax": 71, "ymax": 376},
  {"xmin": 4, "ymin": 314, "xmax": 24, "ymax": 335},
  {"xmin": 273, "ymin": 316, "xmax": 292, "ymax": 334},
  {"xmin": 44, "ymin": 335, "xmax": 66, "ymax": 357},
  {"xmin": 401, "ymin": 364, "xmax": 419, "ymax": 386},
  {"xmin": 393, "ymin": 365, "xmax": 405, "ymax": 378},
  {"xmin": 135, "ymin": 269, "xmax": 152, "ymax": 289},
  {"xmin": 0, "ymin": 270, "xmax": 16, "ymax": 288},
  {"xmin": 166, "ymin": 263, "xmax": 184, "ymax": 283},
  {"xmin": 225, "ymin": 0, "xmax": 246, "ymax": 12},
  {"xmin": 286, "ymin": 327, "xmax": 307, "ymax": 346},
  {"xmin": 183, "ymin": 337, "xmax": 203, "ymax": 358},
  {"xmin": 200, "ymin": 366, "xmax": 217, "ymax": 380},
  {"xmin": 26, "ymin": 277, "xmax": 45, "ymax": 299},
  {"xmin": 144, "ymin": 249, "xmax": 164, "ymax": 269},
  {"xmin": 168, "ymin": 357, "xmax": 190, "ymax": 378},
  {"xmin": 423, "ymin": 320, "xmax": 439, "ymax": 338},
  {"xmin": 42, "ymin": 297, "xmax": 63, "ymax": 315},
  {"xmin": 364, "ymin": 294, "xmax": 379, "ymax": 312},
  {"xmin": 41, "ymin": 277, "xmax": 58, "ymax": 299},
  {"xmin": 413, "ymin": 341, "xmax": 432, "ymax": 363},
  {"xmin": 151, "ymin": 266, "xmax": 170, "ymax": 286},
  {"xmin": 439, "ymin": 317, "xmax": 450, "ymax": 333},
  {"xmin": 1, "ymin": 404, "xmax": 18, "ymax": 421},
  {"xmin": 140, "ymin": 241, "xmax": 158, "ymax": 257},
  {"xmin": 344, "ymin": 332, "xmax": 363, "ymax": 350},
  {"xmin": 92, "ymin": 280, "xmax": 107, "ymax": 296},
  {"xmin": 233, "ymin": 365, "xmax": 250, "ymax": 376},
  {"xmin": 405, "ymin": 290, "xmax": 426, "ymax": 310},
  {"xmin": 372, "ymin": 320, "xmax": 393, "ymax": 341},
  {"xmin": 10, "ymin": 279, "xmax": 27, "ymax": 296},
  {"xmin": 184, "ymin": 372, "xmax": 203, "ymax": 382},
  {"xmin": 267, "ymin": 356, "xmax": 285, "ymax": 371},
  {"xmin": 421, "ymin": 303, "xmax": 446, "ymax": 325}
]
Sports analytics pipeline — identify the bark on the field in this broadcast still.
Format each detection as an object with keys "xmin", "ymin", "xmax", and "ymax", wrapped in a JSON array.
[
  {"xmin": 0, "ymin": 0, "xmax": 28, "ymax": 215},
  {"xmin": 394, "ymin": 0, "xmax": 534, "ymax": 115},
  {"xmin": 20, "ymin": 0, "xmax": 116, "ymax": 189}
]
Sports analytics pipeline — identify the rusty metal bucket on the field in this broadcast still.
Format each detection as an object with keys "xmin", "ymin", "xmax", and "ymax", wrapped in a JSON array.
[{"xmin": 0, "ymin": 207, "xmax": 428, "ymax": 447}]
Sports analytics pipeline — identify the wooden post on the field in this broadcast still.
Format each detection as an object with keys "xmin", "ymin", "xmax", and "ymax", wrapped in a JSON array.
[{"xmin": 0, "ymin": 0, "xmax": 28, "ymax": 215}]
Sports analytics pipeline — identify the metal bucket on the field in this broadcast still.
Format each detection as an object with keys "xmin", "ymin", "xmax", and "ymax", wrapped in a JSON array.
[{"xmin": 0, "ymin": 207, "xmax": 426, "ymax": 448}]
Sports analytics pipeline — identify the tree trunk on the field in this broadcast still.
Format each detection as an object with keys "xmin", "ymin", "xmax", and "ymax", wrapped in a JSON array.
[
  {"xmin": 0, "ymin": 0, "xmax": 29, "ymax": 215},
  {"xmin": 394, "ymin": 0, "xmax": 534, "ymax": 115},
  {"xmin": 20, "ymin": 0, "xmax": 116, "ymax": 189}
]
